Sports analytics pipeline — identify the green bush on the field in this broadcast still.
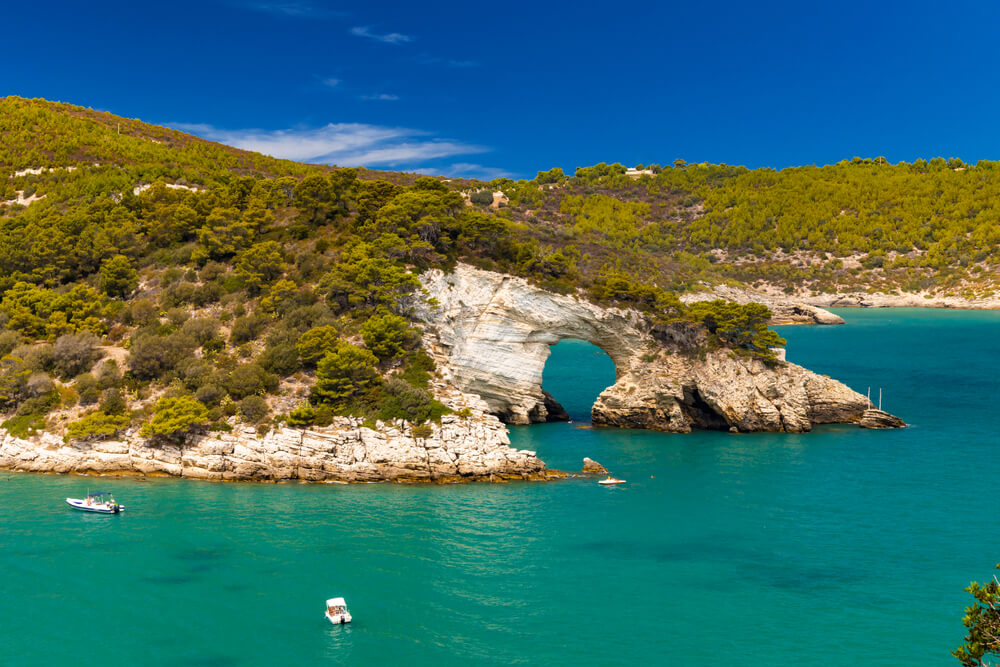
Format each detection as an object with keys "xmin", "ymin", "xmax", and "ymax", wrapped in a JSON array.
[
  {"xmin": 683, "ymin": 300, "xmax": 786, "ymax": 362},
  {"xmin": 286, "ymin": 404, "xmax": 316, "ymax": 427},
  {"xmin": 128, "ymin": 333, "xmax": 197, "ymax": 381},
  {"xmin": 411, "ymin": 423, "xmax": 433, "ymax": 439},
  {"xmin": 195, "ymin": 383, "xmax": 225, "ymax": 406},
  {"xmin": 75, "ymin": 373, "xmax": 100, "ymax": 406},
  {"xmin": 16, "ymin": 390, "xmax": 60, "ymax": 416},
  {"xmin": 229, "ymin": 314, "xmax": 267, "ymax": 346},
  {"xmin": 0, "ymin": 355, "xmax": 30, "ymax": 408},
  {"xmin": 99, "ymin": 388, "xmax": 128, "ymax": 415},
  {"xmin": 52, "ymin": 332, "xmax": 101, "ymax": 379},
  {"xmin": 360, "ymin": 313, "xmax": 419, "ymax": 362},
  {"xmin": 469, "ymin": 189, "xmax": 494, "ymax": 206},
  {"xmin": 180, "ymin": 318, "xmax": 221, "ymax": 346},
  {"xmin": 400, "ymin": 349, "xmax": 436, "ymax": 388},
  {"xmin": 65, "ymin": 411, "xmax": 130, "ymax": 441},
  {"xmin": 100, "ymin": 255, "xmax": 139, "ymax": 298},
  {"xmin": 2, "ymin": 413, "xmax": 46, "ymax": 438},
  {"xmin": 94, "ymin": 360, "xmax": 122, "ymax": 389},
  {"xmin": 311, "ymin": 342, "xmax": 380, "ymax": 408},
  {"xmin": 257, "ymin": 343, "xmax": 299, "ymax": 376},
  {"xmin": 225, "ymin": 363, "xmax": 279, "ymax": 400},
  {"xmin": 295, "ymin": 325, "xmax": 339, "ymax": 367},
  {"xmin": 0, "ymin": 330, "xmax": 23, "ymax": 357},
  {"xmin": 141, "ymin": 396, "xmax": 210, "ymax": 440},
  {"xmin": 239, "ymin": 395, "xmax": 270, "ymax": 423},
  {"xmin": 374, "ymin": 377, "xmax": 451, "ymax": 424}
]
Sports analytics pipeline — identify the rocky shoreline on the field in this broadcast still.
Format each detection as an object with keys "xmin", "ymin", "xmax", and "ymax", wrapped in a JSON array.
[
  {"xmin": 746, "ymin": 284, "xmax": 1000, "ymax": 312},
  {"xmin": 0, "ymin": 386, "xmax": 559, "ymax": 483}
]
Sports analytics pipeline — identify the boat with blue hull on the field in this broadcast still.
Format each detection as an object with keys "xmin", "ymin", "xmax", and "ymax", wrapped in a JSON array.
[{"xmin": 66, "ymin": 492, "xmax": 124, "ymax": 514}]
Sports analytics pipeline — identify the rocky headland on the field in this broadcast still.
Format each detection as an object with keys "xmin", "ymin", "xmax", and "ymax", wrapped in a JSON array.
[{"xmin": 415, "ymin": 264, "xmax": 896, "ymax": 433}]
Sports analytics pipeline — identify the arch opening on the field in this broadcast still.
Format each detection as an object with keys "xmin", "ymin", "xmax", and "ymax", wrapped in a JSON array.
[{"xmin": 540, "ymin": 339, "xmax": 617, "ymax": 423}]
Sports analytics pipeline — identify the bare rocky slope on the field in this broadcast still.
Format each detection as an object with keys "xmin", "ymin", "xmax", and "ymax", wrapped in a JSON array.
[{"xmin": 415, "ymin": 264, "xmax": 882, "ymax": 432}]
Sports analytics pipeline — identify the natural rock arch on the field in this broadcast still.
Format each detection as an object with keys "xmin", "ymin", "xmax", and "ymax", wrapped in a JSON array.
[
  {"xmin": 415, "ymin": 266, "xmax": 645, "ymax": 423},
  {"xmin": 415, "ymin": 265, "xmax": 874, "ymax": 432}
]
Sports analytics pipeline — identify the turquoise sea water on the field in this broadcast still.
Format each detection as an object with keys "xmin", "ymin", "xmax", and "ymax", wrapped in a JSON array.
[{"xmin": 3, "ymin": 308, "xmax": 999, "ymax": 665}]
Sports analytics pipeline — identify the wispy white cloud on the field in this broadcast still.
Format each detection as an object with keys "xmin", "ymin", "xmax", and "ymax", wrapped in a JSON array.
[
  {"xmin": 350, "ymin": 25, "xmax": 413, "ymax": 44},
  {"xmin": 169, "ymin": 122, "xmax": 489, "ymax": 168},
  {"xmin": 238, "ymin": 2, "xmax": 345, "ymax": 18},
  {"xmin": 415, "ymin": 163, "xmax": 516, "ymax": 180},
  {"xmin": 360, "ymin": 93, "xmax": 400, "ymax": 101},
  {"xmin": 321, "ymin": 77, "xmax": 341, "ymax": 88}
]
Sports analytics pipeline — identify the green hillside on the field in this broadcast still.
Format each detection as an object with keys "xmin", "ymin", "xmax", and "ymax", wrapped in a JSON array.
[
  {"xmin": 490, "ymin": 158, "xmax": 1000, "ymax": 298},
  {"xmin": 10, "ymin": 96, "xmax": 952, "ymax": 441}
]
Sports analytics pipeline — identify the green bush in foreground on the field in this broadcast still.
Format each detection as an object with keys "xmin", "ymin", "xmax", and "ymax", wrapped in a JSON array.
[
  {"xmin": 312, "ymin": 342, "xmax": 381, "ymax": 408},
  {"xmin": 2, "ymin": 413, "xmax": 46, "ymax": 438},
  {"xmin": 141, "ymin": 396, "xmax": 209, "ymax": 440},
  {"xmin": 65, "ymin": 411, "xmax": 130, "ymax": 442},
  {"xmin": 954, "ymin": 565, "xmax": 1000, "ymax": 666}
]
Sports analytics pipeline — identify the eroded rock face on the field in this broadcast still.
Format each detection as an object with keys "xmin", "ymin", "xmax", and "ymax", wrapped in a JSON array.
[
  {"xmin": 416, "ymin": 264, "xmax": 879, "ymax": 432},
  {"xmin": 591, "ymin": 347, "xmax": 869, "ymax": 433},
  {"xmin": 0, "ymin": 391, "xmax": 550, "ymax": 482},
  {"xmin": 414, "ymin": 266, "xmax": 645, "ymax": 424}
]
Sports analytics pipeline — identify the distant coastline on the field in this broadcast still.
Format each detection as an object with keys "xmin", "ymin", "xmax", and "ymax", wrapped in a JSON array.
[{"xmin": 792, "ymin": 291, "xmax": 1000, "ymax": 312}]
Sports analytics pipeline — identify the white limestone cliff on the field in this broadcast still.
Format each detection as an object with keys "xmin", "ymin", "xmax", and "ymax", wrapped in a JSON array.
[{"xmin": 415, "ymin": 264, "xmax": 880, "ymax": 432}]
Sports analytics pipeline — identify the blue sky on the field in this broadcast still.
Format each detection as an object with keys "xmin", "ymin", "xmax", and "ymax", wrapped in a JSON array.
[{"xmin": 4, "ymin": 0, "xmax": 1000, "ymax": 179}]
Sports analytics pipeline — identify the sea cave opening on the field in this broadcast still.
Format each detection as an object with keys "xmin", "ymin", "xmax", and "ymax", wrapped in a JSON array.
[{"xmin": 540, "ymin": 339, "xmax": 617, "ymax": 423}]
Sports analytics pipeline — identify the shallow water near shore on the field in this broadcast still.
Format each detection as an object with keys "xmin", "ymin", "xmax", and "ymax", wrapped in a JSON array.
[{"xmin": 3, "ymin": 308, "xmax": 999, "ymax": 665}]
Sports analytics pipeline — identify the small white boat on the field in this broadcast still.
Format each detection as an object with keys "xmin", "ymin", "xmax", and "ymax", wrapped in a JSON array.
[
  {"xmin": 598, "ymin": 476, "xmax": 626, "ymax": 486},
  {"xmin": 325, "ymin": 597, "xmax": 352, "ymax": 625},
  {"xmin": 66, "ymin": 491, "xmax": 124, "ymax": 514}
]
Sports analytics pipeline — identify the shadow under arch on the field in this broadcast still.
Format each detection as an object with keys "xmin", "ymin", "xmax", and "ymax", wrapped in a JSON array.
[{"xmin": 540, "ymin": 338, "xmax": 617, "ymax": 423}]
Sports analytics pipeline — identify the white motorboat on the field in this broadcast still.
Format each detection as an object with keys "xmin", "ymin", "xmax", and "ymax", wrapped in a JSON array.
[
  {"xmin": 598, "ymin": 476, "xmax": 626, "ymax": 486},
  {"xmin": 66, "ymin": 491, "xmax": 124, "ymax": 514},
  {"xmin": 325, "ymin": 597, "xmax": 352, "ymax": 625}
]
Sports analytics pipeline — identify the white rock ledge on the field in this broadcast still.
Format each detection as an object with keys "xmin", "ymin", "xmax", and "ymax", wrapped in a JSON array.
[{"xmin": 0, "ymin": 409, "xmax": 554, "ymax": 483}]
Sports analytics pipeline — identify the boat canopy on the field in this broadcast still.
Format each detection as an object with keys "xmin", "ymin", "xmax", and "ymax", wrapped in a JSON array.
[
  {"xmin": 88, "ymin": 492, "xmax": 111, "ymax": 497},
  {"xmin": 327, "ymin": 597, "xmax": 346, "ymax": 607}
]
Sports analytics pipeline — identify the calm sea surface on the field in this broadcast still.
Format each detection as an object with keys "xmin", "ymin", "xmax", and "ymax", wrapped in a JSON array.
[{"xmin": 3, "ymin": 308, "xmax": 998, "ymax": 665}]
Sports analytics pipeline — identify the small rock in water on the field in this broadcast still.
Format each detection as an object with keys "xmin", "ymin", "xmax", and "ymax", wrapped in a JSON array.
[
  {"xmin": 582, "ymin": 457, "xmax": 608, "ymax": 474},
  {"xmin": 859, "ymin": 408, "xmax": 906, "ymax": 429}
]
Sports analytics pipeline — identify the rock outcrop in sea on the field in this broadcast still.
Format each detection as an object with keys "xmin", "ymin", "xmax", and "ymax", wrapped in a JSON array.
[
  {"xmin": 858, "ymin": 408, "xmax": 906, "ymax": 429},
  {"xmin": 581, "ymin": 457, "xmax": 608, "ymax": 474},
  {"xmin": 415, "ymin": 264, "xmax": 897, "ymax": 432}
]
